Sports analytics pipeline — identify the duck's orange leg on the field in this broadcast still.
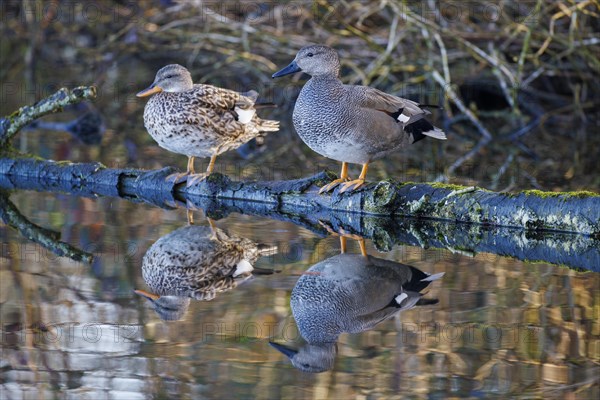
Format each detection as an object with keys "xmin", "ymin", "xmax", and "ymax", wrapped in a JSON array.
[
  {"xmin": 319, "ymin": 221, "xmax": 368, "ymax": 257},
  {"xmin": 319, "ymin": 162, "xmax": 350, "ymax": 194},
  {"xmin": 339, "ymin": 236, "xmax": 367, "ymax": 256},
  {"xmin": 166, "ymin": 156, "xmax": 195, "ymax": 184},
  {"xmin": 187, "ymin": 208, "xmax": 194, "ymax": 225},
  {"xmin": 187, "ymin": 154, "xmax": 217, "ymax": 186},
  {"xmin": 340, "ymin": 163, "xmax": 369, "ymax": 193},
  {"xmin": 188, "ymin": 155, "xmax": 196, "ymax": 173}
]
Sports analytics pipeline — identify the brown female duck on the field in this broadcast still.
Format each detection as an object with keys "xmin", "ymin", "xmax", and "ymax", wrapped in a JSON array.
[{"xmin": 137, "ymin": 64, "xmax": 279, "ymax": 185}]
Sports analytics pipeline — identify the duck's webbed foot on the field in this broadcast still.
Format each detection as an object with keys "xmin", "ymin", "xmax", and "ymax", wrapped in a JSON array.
[
  {"xmin": 319, "ymin": 162, "xmax": 350, "ymax": 194},
  {"xmin": 339, "ymin": 178, "xmax": 365, "ymax": 193},
  {"xmin": 186, "ymin": 173, "xmax": 209, "ymax": 187},
  {"xmin": 165, "ymin": 172, "xmax": 190, "ymax": 184},
  {"xmin": 339, "ymin": 163, "xmax": 369, "ymax": 193},
  {"xmin": 319, "ymin": 177, "xmax": 350, "ymax": 194}
]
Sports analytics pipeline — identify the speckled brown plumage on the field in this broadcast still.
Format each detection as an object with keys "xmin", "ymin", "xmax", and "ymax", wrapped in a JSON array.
[
  {"xmin": 135, "ymin": 224, "xmax": 277, "ymax": 320},
  {"xmin": 142, "ymin": 225, "xmax": 263, "ymax": 300},
  {"xmin": 137, "ymin": 64, "xmax": 279, "ymax": 183}
]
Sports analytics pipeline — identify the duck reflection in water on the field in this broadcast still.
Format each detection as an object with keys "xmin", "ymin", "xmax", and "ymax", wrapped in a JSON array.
[
  {"xmin": 135, "ymin": 218, "xmax": 277, "ymax": 321},
  {"xmin": 270, "ymin": 236, "xmax": 444, "ymax": 373}
]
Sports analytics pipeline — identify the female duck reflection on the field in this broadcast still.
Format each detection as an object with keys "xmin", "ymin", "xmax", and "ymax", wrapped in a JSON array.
[
  {"xmin": 135, "ymin": 219, "xmax": 277, "ymax": 320},
  {"xmin": 270, "ymin": 237, "xmax": 444, "ymax": 373}
]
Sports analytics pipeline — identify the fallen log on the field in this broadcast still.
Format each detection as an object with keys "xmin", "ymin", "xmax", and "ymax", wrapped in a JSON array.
[
  {"xmin": 0, "ymin": 175, "xmax": 598, "ymax": 272},
  {"xmin": 0, "ymin": 157, "xmax": 598, "ymax": 237}
]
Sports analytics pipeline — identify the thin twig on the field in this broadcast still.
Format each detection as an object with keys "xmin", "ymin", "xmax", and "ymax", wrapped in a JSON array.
[{"xmin": 431, "ymin": 70, "xmax": 492, "ymax": 140}]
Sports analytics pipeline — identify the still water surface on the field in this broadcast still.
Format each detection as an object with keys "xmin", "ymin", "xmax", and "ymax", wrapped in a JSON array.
[{"xmin": 1, "ymin": 190, "xmax": 598, "ymax": 399}]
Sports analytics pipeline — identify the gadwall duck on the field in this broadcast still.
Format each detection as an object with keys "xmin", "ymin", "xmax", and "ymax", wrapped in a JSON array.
[
  {"xmin": 273, "ymin": 45, "xmax": 446, "ymax": 193},
  {"xmin": 270, "ymin": 251, "xmax": 444, "ymax": 372},
  {"xmin": 138, "ymin": 64, "xmax": 279, "ymax": 185}
]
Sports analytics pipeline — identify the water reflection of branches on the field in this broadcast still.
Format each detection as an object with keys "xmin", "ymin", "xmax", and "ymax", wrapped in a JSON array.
[{"xmin": 0, "ymin": 190, "xmax": 93, "ymax": 263}]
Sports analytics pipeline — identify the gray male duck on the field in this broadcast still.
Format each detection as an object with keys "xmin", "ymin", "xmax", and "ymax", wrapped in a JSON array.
[
  {"xmin": 270, "ymin": 251, "xmax": 444, "ymax": 372},
  {"xmin": 138, "ymin": 64, "xmax": 279, "ymax": 185},
  {"xmin": 135, "ymin": 222, "xmax": 277, "ymax": 320},
  {"xmin": 273, "ymin": 45, "xmax": 446, "ymax": 193}
]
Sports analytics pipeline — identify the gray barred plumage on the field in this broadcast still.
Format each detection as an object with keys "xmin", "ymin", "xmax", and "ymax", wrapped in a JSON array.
[
  {"xmin": 273, "ymin": 45, "xmax": 446, "ymax": 193},
  {"xmin": 270, "ymin": 253, "xmax": 444, "ymax": 372}
]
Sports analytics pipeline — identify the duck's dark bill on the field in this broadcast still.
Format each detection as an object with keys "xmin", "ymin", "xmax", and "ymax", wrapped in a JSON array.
[
  {"xmin": 269, "ymin": 341, "xmax": 298, "ymax": 358},
  {"xmin": 136, "ymin": 84, "xmax": 163, "ymax": 97},
  {"xmin": 272, "ymin": 61, "xmax": 302, "ymax": 78}
]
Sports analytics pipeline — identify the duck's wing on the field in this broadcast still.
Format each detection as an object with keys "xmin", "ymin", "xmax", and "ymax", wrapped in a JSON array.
[
  {"xmin": 350, "ymin": 85, "xmax": 446, "ymax": 140},
  {"xmin": 191, "ymin": 84, "xmax": 256, "ymax": 109},
  {"xmin": 352, "ymin": 86, "xmax": 425, "ymax": 119},
  {"xmin": 190, "ymin": 84, "xmax": 258, "ymax": 123}
]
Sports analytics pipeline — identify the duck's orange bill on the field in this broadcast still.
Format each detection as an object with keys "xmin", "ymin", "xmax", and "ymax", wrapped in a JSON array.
[
  {"xmin": 134, "ymin": 289, "xmax": 160, "ymax": 301},
  {"xmin": 136, "ymin": 85, "xmax": 163, "ymax": 97}
]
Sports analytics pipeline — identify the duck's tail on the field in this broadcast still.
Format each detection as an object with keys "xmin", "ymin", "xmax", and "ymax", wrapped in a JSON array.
[
  {"xmin": 256, "ymin": 118, "xmax": 280, "ymax": 133},
  {"xmin": 240, "ymin": 90, "xmax": 277, "ymax": 109},
  {"xmin": 254, "ymin": 102, "xmax": 277, "ymax": 109},
  {"xmin": 405, "ymin": 117, "xmax": 447, "ymax": 142},
  {"xmin": 257, "ymin": 243, "xmax": 278, "ymax": 256}
]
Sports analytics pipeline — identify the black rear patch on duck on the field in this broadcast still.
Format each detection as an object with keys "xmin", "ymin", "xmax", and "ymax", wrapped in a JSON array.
[
  {"xmin": 390, "ymin": 107, "xmax": 404, "ymax": 120},
  {"xmin": 378, "ymin": 108, "xmax": 404, "ymax": 121},
  {"xmin": 404, "ymin": 118, "xmax": 434, "ymax": 143},
  {"xmin": 416, "ymin": 298, "xmax": 440, "ymax": 306}
]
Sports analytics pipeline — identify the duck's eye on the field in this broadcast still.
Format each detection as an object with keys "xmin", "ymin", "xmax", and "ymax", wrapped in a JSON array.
[
  {"xmin": 307, "ymin": 53, "xmax": 314, "ymax": 57},
  {"xmin": 164, "ymin": 74, "xmax": 175, "ymax": 79}
]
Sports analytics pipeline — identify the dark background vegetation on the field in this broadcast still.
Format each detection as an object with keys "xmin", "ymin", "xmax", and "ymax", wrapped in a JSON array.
[{"xmin": 1, "ymin": 0, "xmax": 599, "ymax": 191}]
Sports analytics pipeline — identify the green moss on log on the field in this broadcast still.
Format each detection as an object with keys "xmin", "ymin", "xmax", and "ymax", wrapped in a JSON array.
[
  {"xmin": 428, "ymin": 182, "xmax": 473, "ymax": 191},
  {"xmin": 521, "ymin": 189, "xmax": 599, "ymax": 198}
]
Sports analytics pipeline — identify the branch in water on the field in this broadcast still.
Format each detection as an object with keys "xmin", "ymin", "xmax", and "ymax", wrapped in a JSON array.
[{"xmin": 0, "ymin": 190, "xmax": 94, "ymax": 263}]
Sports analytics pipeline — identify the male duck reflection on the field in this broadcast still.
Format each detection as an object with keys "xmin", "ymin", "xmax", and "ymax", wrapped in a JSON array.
[
  {"xmin": 135, "ymin": 220, "xmax": 277, "ymax": 320},
  {"xmin": 273, "ymin": 45, "xmax": 446, "ymax": 193},
  {"xmin": 270, "ymin": 237, "xmax": 444, "ymax": 373},
  {"xmin": 137, "ymin": 64, "xmax": 279, "ymax": 185}
]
